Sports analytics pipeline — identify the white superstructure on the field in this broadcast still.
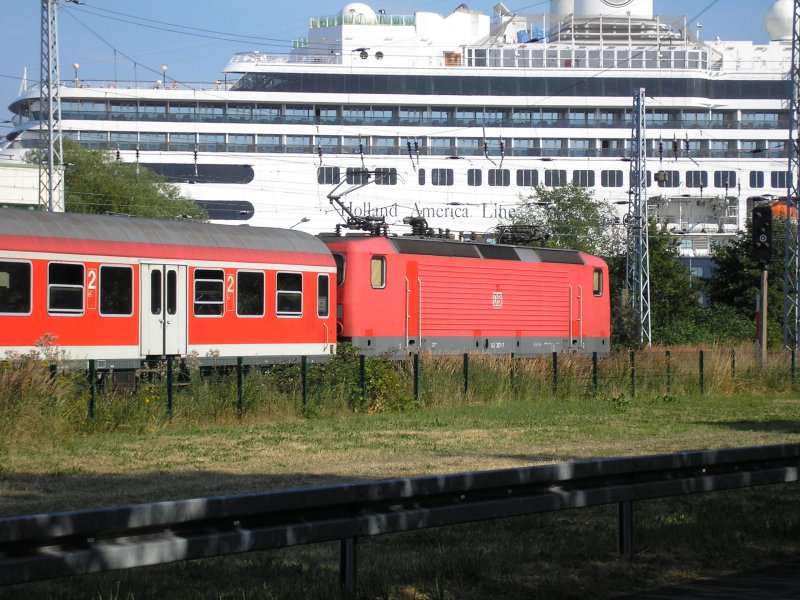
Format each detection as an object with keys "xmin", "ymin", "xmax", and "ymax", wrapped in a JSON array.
[{"xmin": 1, "ymin": 0, "xmax": 793, "ymax": 257}]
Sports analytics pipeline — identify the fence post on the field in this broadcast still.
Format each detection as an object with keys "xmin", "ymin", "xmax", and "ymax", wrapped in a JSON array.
[
  {"xmin": 301, "ymin": 356, "xmax": 308, "ymax": 412},
  {"xmin": 592, "ymin": 351, "xmax": 598, "ymax": 391},
  {"xmin": 413, "ymin": 353, "xmax": 420, "ymax": 402},
  {"xmin": 618, "ymin": 501, "xmax": 634, "ymax": 556},
  {"xmin": 699, "ymin": 350, "xmax": 705, "ymax": 395},
  {"xmin": 792, "ymin": 347, "xmax": 797, "ymax": 384},
  {"xmin": 359, "ymin": 355, "xmax": 367, "ymax": 408},
  {"xmin": 88, "ymin": 359, "xmax": 96, "ymax": 420},
  {"xmin": 665, "ymin": 350, "xmax": 671, "ymax": 394},
  {"xmin": 731, "ymin": 348, "xmax": 736, "ymax": 382},
  {"xmin": 463, "ymin": 353, "xmax": 469, "ymax": 397},
  {"xmin": 340, "ymin": 537, "xmax": 358, "ymax": 597},
  {"xmin": 552, "ymin": 351, "xmax": 558, "ymax": 396},
  {"xmin": 510, "ymin": 353, "xmax": 516, "ymax": 394},
  {"xmin": 166, "ymin": 357, "xmax": 174, "ymax": 418},
  {"xmin": 630, "ymin": 351, "xmax": 635, "ymax": 397},
  {"xmin": 236, "ymin": 357, "xmax": 244, "ymax": 416}
]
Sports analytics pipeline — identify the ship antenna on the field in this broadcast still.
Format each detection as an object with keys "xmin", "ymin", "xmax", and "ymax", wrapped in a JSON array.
[{"xmin": 483, "ymin": 126, "xmax": 497, "ymax": 167}]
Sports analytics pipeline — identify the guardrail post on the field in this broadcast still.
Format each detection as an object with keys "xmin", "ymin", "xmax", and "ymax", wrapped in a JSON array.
[
  {"xmin": 463, "ymin": 353, "xmax": 469, "ymax": 396},
  {"xmin": 236, "ymin": 357, "xmax": 244, "ymax": 417},
  {"xmin": 699, "ymin": 350, "xmax": 705, "ymax": 395},
  {"xmin": 166, "ymin": 357, "xmax": 174, "ymax": 418},
  {"xmin": 618, "ymin": 501, "xmax": 634, "ymax": 556},
  {"xmin": 340, "ymin": 537, "xmax": 357, "ymax": 597},
  {"xmin": 552, "ymin": 351, "xmax": 558, "ymax": 395},
  {"xmin": 88, "ymin": 359, "xmax": 96, "ymax": 420},
  {"xmin": 301, "ymin": 356, "xmax": 308, "ymax": 412},
  {"xmin": 592, "ymin": 351, "xmax": 598, "ymax": 391},
  {"xmin": 413, "ymin": 353, "xmax": 420, "ymax": 402},
  {"xmin": 630, "ymin": 351, "xmax": 635, "ymax": 397}
]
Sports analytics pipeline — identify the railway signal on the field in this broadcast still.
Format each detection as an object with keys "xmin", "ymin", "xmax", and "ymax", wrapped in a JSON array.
[{"xmin": 751, "ymin": 205, "xmax": 773, "ymax": 264}]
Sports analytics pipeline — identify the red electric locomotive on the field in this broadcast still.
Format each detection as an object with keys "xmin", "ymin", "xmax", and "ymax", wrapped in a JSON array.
[
  {"xmin": 0, "ymin": 209, "xmax": 336, "ymax": 367},
  {"xmin": 321, "ymin": 234, "xmax": 610, "ymax": 357}
]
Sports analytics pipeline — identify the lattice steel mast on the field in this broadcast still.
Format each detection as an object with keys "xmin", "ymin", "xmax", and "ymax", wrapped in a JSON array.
[
  {"xmin": 38, "ymin": 0, "xmax": 64, "ymax": 212},
  {"xmin": 784, "ymin": 0, "xmax": 800, "ymax": 349},
  {"xmin": 626, "ymin": 88, "xmax": 652, "ymax": 345}
]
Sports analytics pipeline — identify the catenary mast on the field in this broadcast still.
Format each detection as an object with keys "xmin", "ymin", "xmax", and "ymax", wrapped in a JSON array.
[
  {"xmin": 784, "ymin": 0, "xmax": 800, "ymax": 348},
  {"xmin": 626, "ymin": 88, "xmax": 652, "ymax": 346},
  {"xmin": 38, "ymin": 0, "xmax": 64, "ymax": 212}
]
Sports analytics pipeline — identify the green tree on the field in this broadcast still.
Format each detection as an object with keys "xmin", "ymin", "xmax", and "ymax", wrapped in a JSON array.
[
  {"xmin": 509, "ymin": 184, "xmax": 624, "ymax": 256},
  {"xmin": 28, "ymin": 140, "xmax": 206, "ymax": 220}
]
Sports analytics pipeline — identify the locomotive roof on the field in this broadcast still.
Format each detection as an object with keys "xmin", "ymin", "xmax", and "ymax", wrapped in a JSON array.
[
  {"xmin": 0, "ymin": 209, "xmax": 331, "ymax": 257},
  {"xmin": 320, "ymin": 234, "xmax": 585, "ymax": 265}
]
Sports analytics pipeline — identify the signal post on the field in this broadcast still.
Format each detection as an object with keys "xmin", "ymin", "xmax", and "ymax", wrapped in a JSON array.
[{"xmin": 752, "ymin": 206, "xmax": 773, "ymax": 361}]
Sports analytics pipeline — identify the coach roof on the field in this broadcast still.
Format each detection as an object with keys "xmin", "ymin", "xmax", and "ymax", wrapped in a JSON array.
[{"xmin": 0, "ymin": 209, "xmax": 330, "ymax": 258}]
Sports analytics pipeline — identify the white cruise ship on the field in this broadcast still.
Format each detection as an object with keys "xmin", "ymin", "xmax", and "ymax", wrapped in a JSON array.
[{"xmin": 1, "ymin": 0, "xmax": 793, "ymax": 258}]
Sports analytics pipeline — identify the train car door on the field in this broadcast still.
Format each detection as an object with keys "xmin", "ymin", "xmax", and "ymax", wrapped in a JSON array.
[{"xmin": 140, "ymin": 264, "xmax": 187, "ymax": 357}]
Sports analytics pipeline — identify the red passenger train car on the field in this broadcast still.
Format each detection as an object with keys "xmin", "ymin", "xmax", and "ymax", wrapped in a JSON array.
[
  {"xmin": 0, "ymin": 209, "xmax": 337, "ymax": 367},
  {"xmin": 321, "ymin": 235, "xmax": 610, "ymax": 357}
]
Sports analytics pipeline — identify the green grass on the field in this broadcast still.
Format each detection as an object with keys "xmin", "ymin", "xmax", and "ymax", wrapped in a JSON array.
[{"xmin": 0, "ymin": 345, "xmax": 799, "ymax": 599}]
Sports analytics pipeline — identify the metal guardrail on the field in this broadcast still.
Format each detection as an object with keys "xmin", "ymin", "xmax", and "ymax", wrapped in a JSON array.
[{"xmin": 0, "ymin": 443, "xmax": 798, "ymax": 592}]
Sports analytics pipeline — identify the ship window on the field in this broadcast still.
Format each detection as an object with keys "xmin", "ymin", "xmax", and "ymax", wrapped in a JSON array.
[
  {"xmin": 317, "ymin": 274, "xmax": 330, "ymax": 318},
  {"xmin": 657, "ymin": 170, "xmax": 680, "ymax": 188},
  {"xmin": 227, "ymin": 104, "xmax": 252, "ymax": 121},
  {"xmin": 237, "ymin": 271, "xmax": 264, "ymax": 317},
  {"xmin": 99, "ymin": 266, "xmax": 133, "ymax": 316},
  {"xmin": 516, "ymin": 169, "xmax": 538, "ymax": 187},
  {"xmin": 370, "ymin": 257, "xmax": 386, "ymax": 289},
  {"xmin": 343, "ymin": 136, "xmax": 368, "ymax": 153},
  {"xmin": 276, "ymin": 273, "xmax": 303, "ymax": 316},
  {"xmin": 198, "ymin": 134, "xmax": 225, "ymax": 151},
  {"xmin": 286, "ymin": 135, "xmax": 312, "ymax": 153},
  {"xmin": 771, "ymin": 171, "xmax": 790, "ymax": 189},
  {"xmin": 318, "ymin": 167, "xmax": 340, "ymax": 185},
  {"xmin": 572, "ymin": 170, "xmax": 595, "ymax": 187},
  {"xmin": 467, "ymin": 169, "xmax": 482, "ymax": 186},
  {"xmin": 593, "ymin": 269, "xmax": 603, "ymax": 297},
  {"xmin": 686, "ymin": 171, "xmax": 708, "ymax": 188},
  {"xmin": 631, "ymin": 171, "xmax": 652, "ymax": 187},
  {"xmin": 544, "ymin": 169, "xmax": 567, "ymax": 187},
  {"xmin": 375, "ymin": 168, "xmax": 397, "ymax": 185},
  {"xmin": 488, "ymin": 169, "xmax": 510, "ymax": 187},
  {"xmin": 714, "ymin": 171, "xmax": 736, "ymax": 189},
  {"xmin": 601, "ymin": 170, "xmax": 623, "ymax": 187},
  {"xmin": 346, "ymin": 167, "xmax": 370, "ymax": 185},
  {"xmin": 432, "ymin": 168, "xmax": 454, "ymax": 186},
  {"xmin": 48, "ymin": 263, "xmax": 84, "ymax": 315},
  {"xmin": 285, "ymin": 105, "xmax": 313, "ymax": 122},
  {"xmin": 0, "ymin": 261, "xmax": 31, "ymax": 314},
  {"xmin": 194, "ymin": 269, "xmax": 224, "ymax": 317},
  {"xmin": 750, "ymin": 171, "xmax": 765, "ymax": 189}
]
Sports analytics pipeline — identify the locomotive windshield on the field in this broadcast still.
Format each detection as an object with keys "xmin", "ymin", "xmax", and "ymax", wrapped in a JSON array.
[{"xmin": 333, "ymin": 253, "xmax": 345, "ymax": 286}]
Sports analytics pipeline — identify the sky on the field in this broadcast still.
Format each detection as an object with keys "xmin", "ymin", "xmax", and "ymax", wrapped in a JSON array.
[{"xmin": 0, "ymin": 0, "xmax": 781, "ymax": 136}]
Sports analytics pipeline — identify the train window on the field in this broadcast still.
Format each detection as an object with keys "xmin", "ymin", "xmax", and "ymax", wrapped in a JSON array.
[
  {"xmin": 276, "ymin": 272, "xmax": 303, "ymax": 316},
  {"xmin": 48, "ymin": 263, "xmax": 84, "ymax": 315},
  {"xmin": 194, "ymin": 269, "xmax": 224, "ymax": 316},
  {"xmin": 167, "ymin": 270, "xmax": 177, "ymax": 315},
  {"xmin": 317, "ymin": 274, "xmax": 330, "ymax": 318},
  {"xmin": 0, "ymin": 261, "xmax": 31, "ymax": 314},
  {"xmin": 333, "ymin": 254, "xmax": 345, "ymax": 286},
  {"xmin": 593, "ymin": 269, "xmax": 603, "ymax": 297},
  {"xmin": 370, "ymin": 256, "xmax": 386, "ymax": 289},
  {"xmin": 150, "ymin": 270, "xmax": 162, "ymax": 315},
  {"xmin": 99, "ymin": 266, "xmax": 133, "ymax": 316},
  {"xmin": 237, "ymin": 271, "xmax": 264, "ymax": 317}
]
